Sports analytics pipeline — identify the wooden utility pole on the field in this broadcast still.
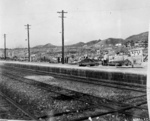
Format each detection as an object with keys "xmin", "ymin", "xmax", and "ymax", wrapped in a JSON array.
[
  {"xmin": 57, "ymin": 10, "xmax": 67, "ymax": 64},
  {"xmin": 4, "ymin": 34, "xmax": 6, "ymax": 59},
  {"xmin": 25, "ymin": 24, "xmax": 31, "ymax": 62}
]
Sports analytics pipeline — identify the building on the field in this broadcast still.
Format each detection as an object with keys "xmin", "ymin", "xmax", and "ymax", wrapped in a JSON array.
[
  {"xmin": 115, "ymin": 43, "xmax": 122, "ymax": 47},
  {"xmin": 0, "ymin": 50, "xmax": 4, "ymax": 58}
]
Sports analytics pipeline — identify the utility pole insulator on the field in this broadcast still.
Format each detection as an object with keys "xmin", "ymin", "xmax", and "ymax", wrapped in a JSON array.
[
  {"xmin": 25, "ymin": 24, "xmax": 31, "ymax": 62},
  {"xmin": 57, "ymin": 10, "xmax": 67, "ymax": 64}
]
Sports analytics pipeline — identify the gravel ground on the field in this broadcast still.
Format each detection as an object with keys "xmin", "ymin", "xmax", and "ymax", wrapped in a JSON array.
[
  {"xmin": 0, "ymin": 75, "xmax": 111, "ymax": 121},
  {"xmin": 1, "ymin": 66, "xmax": 146, "ymax": 103},
  {"xmin": 25, "ymin": 75, "xmax": 145, "ymax": 103},
  {"xmin": 0, "ymin": 66, "xmax": 148, "ymax": 121}
]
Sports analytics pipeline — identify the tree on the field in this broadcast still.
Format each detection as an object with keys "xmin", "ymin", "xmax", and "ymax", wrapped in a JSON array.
[{"xmin": 130, "ymin": 40, "xmax": 134, "ymax": 47}]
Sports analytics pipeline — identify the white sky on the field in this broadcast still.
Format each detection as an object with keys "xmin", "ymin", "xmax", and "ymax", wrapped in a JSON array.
[{"xmin": 0, "ymin": 0, "xmax": 150, "ymax": 48}]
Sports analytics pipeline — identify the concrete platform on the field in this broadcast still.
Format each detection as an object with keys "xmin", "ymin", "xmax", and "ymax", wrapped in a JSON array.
[{"xmin": 0, "ymin": 61, "xmax": 147, "ymax": 86}]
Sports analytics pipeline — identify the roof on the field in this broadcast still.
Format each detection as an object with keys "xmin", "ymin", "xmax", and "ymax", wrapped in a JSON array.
[{"xmin": 129, "ymin": 47, "xmax": 144, "ymax": 51}]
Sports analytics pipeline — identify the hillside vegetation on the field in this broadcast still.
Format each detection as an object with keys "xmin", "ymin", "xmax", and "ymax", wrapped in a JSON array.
[
  {"xmin": 0, "ymin": 32, "xmax": 148, "ymax": 59},
  {"xmin": 124, "ymin": 32, "xmax": 148, "ymax": 44}
]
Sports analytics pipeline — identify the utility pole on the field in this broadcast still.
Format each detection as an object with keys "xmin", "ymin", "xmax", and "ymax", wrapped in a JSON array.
[
  {"xmin": 25, "ymin": 24, "xmax": 31, "ymax": 62},
  {"xmin": 57, "ymin": 10, "xmax": 67, "ymax": 64},
  {"xmin": 4, "ymin": 34, "xmax": 6, "ymax": 60}
]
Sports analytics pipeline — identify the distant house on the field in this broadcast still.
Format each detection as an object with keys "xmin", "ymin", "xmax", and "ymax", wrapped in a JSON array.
[
  {"xmin": 139, "ymin": 42, "xmax": 148, "ymax": 48},
  {"xmin": 0, "ymin": 51, "xmax": 4, "ymax": 58},
  {"xmin": 126, "ymin": 42, "xmax": 131, "ymax": 47},
  {"xmin": 96, "ymin": 50, "xmax": 100, "ymax": 55},
  {"xmin": 31, "ymin": 54, "xmax": 37, "ymax": 61},
  {"xmin": 115, "ymin": 43, "xmax": 122, "ymax": 47},
  {"xmin": 7, "ymin": 50, "xmax": 14, "ymax": 58},
  {"xmin": 134, "ymin": 42, "xmax": 139, "ymax": 47},
  {"xmin": 83, "ymin": 45, "xmax": 87, "ymax": 48}
]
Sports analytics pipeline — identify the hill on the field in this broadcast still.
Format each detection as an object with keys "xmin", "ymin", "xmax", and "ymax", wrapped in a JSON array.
[
  {"xmin": 43, "ymin": 43, "xmax": 56, "ymax": 48},
  {"xmin": 32, "ymin": 43, "xmax": 56, "ymax": 49},
  {"xmin": 67, "ymin": 42, "xmax": 85, "ymax": 48},
  {"xmin": 3, "ymin": 31, "xmax": 147, "ymax": 59},
  {"xmin": 85, "ymin": 40, "xmax": 101, "ymax": 46},
  {"xmin": 66, "ymin": 40, "xmax": 102, "ymax": 48},
  {"xmin": 32, "ymin": 45, "xmax": 43, "ymax": 49},
  {"xmin": 124, "ymin": 32, "xmax": 148, "ymax": 45},
  {"xmin": 94, "ymin": 38, "xmax": 124, "ymax": 48}
]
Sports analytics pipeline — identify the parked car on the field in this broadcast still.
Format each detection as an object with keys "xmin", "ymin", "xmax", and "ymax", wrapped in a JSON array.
[
  {"xmin": 78, "ymin": 58, "xmax": 99, "ymax": 66},
  {"xmin": 49, "ymin": 57, "xmax": 57, "ymax": 63},
  {"xmin": 101, "ymin": 54, "xmax": 133, "ymax": 66},
  {"xmin": 69, "ymin": 60, "xmax": 79, "ymax": 65},
  {"xmin": 108, "ymin": 59, "xmax": 132, "ymax": 66}
]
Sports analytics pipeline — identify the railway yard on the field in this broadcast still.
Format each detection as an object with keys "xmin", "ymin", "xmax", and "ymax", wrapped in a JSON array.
[{"xmin": 0, "ymin": 61, "xmax": 148, "ymax": 121}]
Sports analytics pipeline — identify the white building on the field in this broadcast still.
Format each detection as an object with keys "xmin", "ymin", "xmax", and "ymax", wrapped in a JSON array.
[{"xmin": 115, "ymin": 43, "xmax": 122, "ymax": 47}]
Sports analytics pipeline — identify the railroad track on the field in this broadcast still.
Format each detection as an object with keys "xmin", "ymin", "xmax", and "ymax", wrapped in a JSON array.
[
  {"xmin": 0, "ymin": 65, "xmax": 148, "ymax": 120},
  {"xmin": 0, "ymin": 71, "xmax": 125, "ymax": 108},
  {"xmin": 0, "ymin": 65, "xmax": 146, "ymax": 93},
  {"xmin": 0, "ymin": 91, "xmax": 38, "ymax": 120},
  {"xmin": 0, "ymin": 73, "xmax": 147, "ymax": 121},
  {"xmin": 0, "ymin": 66, "xmax": 146, "ymax": 105}
]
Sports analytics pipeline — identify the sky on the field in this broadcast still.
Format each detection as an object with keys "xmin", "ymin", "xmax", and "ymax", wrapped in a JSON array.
[{"xmin": 0, "ymin": 0, "xmax": 150, "ymax": 48}]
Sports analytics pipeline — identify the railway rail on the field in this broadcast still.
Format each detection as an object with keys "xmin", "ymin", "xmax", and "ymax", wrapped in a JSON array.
[
  {"xmin": 0, "ymin": 65, "xmax": 148, "ymax": 121},
  {"xmin": 0, "ymin": 65, "xmax": 146, "ymax": 103},
  {"xmin": 0, "ymin": 91, "xmax": 38, "ymax": 120}
]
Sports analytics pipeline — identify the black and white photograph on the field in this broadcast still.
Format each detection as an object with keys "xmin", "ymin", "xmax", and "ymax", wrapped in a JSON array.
[{"xmin": 0, "ymin": 0, "xmax": 149, "ymax": 121}]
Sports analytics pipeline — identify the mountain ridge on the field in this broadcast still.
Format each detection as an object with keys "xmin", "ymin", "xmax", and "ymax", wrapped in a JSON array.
[
  {"xmin": 31, "ymin": 31, "xmax": 148, "ymax": 49},
  {"xmin": 5, "ymin": 31, "xmax": 148, "ymax": 51}
]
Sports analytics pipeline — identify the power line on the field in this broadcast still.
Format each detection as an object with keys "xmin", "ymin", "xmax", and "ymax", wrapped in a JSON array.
[
  {"xmin": 25, "ymin": 24, "xmax": 31, "ymax": 62},
  {"xmin": 57, "ymin": 10, "xmax": 67, "ymax": 64}
]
